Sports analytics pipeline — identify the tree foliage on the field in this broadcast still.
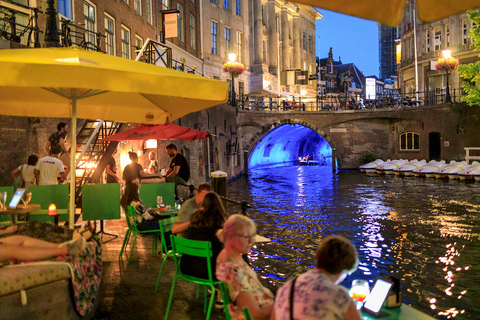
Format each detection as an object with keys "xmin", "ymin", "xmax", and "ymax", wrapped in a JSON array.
[{"xmin": 457, "ymin": 10, "xmax": 480, "ymax": 106}]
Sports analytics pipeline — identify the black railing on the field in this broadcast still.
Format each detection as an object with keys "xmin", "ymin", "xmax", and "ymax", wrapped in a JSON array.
[
  {"xmin": 233, "ymin": 88, "xmax": 465, "ymax": 112},
  {"xmin": 0, "ymin": 1, "xmax": 42, "ymax": 47},
  {"xmin": 60, "ymin": 19, "xmax": 105, "ymax": 52}
]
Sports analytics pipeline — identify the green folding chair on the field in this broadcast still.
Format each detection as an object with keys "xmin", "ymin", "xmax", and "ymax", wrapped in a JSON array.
[
  {"xmin": 119, "ymin": 206, "xmax": 161, "ymax": 264},
  {"xmin": 29, "ymin": 184, "xmax": 69, "ymax": 223},
  {"xmin": 243, "ymin": 307, "xmax": 253, "ymax": 320},
  {"xmin": 154, "ymin": 216, "xmax": 179, "ymax": 293},
  {"xmin": 164, "ymin": 235, "xmax": 221, "ymax": 320},
  {"xmin": 219, "ymin": 282, "xmax": 232, "ymax": 320}
]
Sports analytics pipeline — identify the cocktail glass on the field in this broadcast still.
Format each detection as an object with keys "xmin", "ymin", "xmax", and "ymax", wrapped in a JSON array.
[
  {"xmin": 350, "ymin": 279, "xmax": 370, "ymax": 309},
  {"xmin": 21, "ymin": 192, "xmax": 32, "ymax": 209}
]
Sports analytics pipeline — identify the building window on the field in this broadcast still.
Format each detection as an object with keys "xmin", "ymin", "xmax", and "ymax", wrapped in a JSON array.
[
  {"xmin": 308, "ymin": 35, "xmax": 311, "ymax": 52},
  {"xmin": 235, "ymin": 0, "xmax": 241, "ymax": 15},
  {"xmin": 162, "ymin": 0, "xmax": 169, "ymax": 9},
  {"xmin": 236, "ymin": 31, "xmax": 242, "ymax": 63},
  {"xmin": 122, "ymin": 0, "xmax": 128, "ymax": 5},
  {"xmin": 329, "ymin": 63, "xmax": 333, "ymax": 73},
  {"xmin": 263, "ymin": 41, "xmax": 267, "ymax": 64},
  {"xmin": 446, "ymin": 23, "xmax": 450, "ymax": 47},
  {"xmin": 104, "ymin": 14, "xmax": 115, "ymax": 56},
  {"xmin": 146, "ymin": 0, "xmax": 152, "ymax": 23},
  {"xmin": 121, "ymin": 25, "xmax": 130, "ymax": 59},
  {"xmin": 462, "ymin": 19, "xmax": 468, "ymax": 44},
  {"xmin": 238, "ymin": 81, "xmax": 244, "ymax": 97},
  {"xmin": 213, "ymin": 75, "xmax": 220, "ymax": 80},
  {"xmin": 224, "ymin": 0, "xmax": 228, "ymax": 10},
  {"xmin": 58, "ymin": 0, "xmax": 73, "ymax": 19},
  {"xmin": 303, "ymin": 32, "xmax": 306, "ymax": 49},
  {"xmin": 190, "ymin": 14, "xmax": 195, "ymax": 50},
  {"xmin": 134, "ymin": 0, "xmax": 141, "ymax": 15},
  {"xmin": 135, "ymin": 35, "xmax": 143, "ymax": 53},
  {"xmin": 224, "ymin": 27, "xmax": 230, "ymax": 54},
  {"xmin": 303, "ymin": 61, "xmax": 307, "ymax": 71},
  {"xmin": 400, "ymin": 132, "xmax": 420, "ymax": 151},
  {"xmin": 211, "ymin": 21, "xmax": 217, "ymax": 55},
  {"xmin": 263, "ymin": 144, "xmax": 273, "ymax": 157},
  {"xmin": 84, "ymin": 1, "xmax": 96, "ymax": 47},
  {"xmin": 434, "ymin": 26, "xmax": 441, "ymax": 51},
  {"xmin": 425, "ymin": 29, "xmax": 430, "ymax": 53},
  {"xmin": 177, "ymin": 4, "xmax": 184, "ymax": 42}
]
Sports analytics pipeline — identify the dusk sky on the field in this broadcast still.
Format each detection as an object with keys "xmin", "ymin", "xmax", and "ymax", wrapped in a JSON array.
[{"xmin": 315, "ymin": 9, "xmax": 380, "ymax": 78}]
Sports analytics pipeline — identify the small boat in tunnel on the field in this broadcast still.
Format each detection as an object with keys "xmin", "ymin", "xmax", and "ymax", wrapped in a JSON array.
[{"xmin": 248, "ymin": 124, "xmax": 332, "ymax": 170}]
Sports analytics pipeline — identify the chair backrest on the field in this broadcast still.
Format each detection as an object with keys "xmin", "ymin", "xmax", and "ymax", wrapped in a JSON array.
[
  {"xmin": 125, "ymin": 206, "xmax": 140, "ymax": 233},
  {"xmin": 139, "ymin": 182, "xmax": 175, "ymax": 209},
  {"xmin": 158, "ymin": 216, "xmax": 176, "ymax": 253},
  {"xmin": 29, "ymin": 184, "xmax": 69, "ymax": 223},
  {"xmin": 170, "ymin": 235, "xmax": 214, "ymax": 281},
  {"xmin": 219, "ymin": 282, "xmax": 232, "ymax": 320},
  {"xmin": 82, "ymin": 183, "xmax": 121, "ymax": 221}
]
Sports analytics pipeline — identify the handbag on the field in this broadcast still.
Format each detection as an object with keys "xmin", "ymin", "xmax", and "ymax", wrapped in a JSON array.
[{"xmin": 13, "ymin": 165, "xmax": 25, "ymax": 190}]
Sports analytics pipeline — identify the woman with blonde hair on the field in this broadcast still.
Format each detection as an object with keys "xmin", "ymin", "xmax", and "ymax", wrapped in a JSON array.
[{"xmin": 216, "ymin": 214, "xmax": 274, "ymax": 320}]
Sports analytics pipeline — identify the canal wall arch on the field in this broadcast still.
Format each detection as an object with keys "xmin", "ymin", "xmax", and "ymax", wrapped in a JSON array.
[{"xmin": 237, "ymin": 104, "xmax": 480, "ymax": 169}]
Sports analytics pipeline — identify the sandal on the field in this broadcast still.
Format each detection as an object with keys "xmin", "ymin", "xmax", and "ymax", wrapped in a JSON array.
[{"xmin": 59, "ymin": 237, "xmax": 86, "ymax": 256}]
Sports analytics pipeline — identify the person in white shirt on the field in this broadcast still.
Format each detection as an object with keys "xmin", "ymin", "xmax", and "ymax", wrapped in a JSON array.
[
  {"xmin": 11, "ymin": 155, "xmax": 39, "ymax": 191},
  {"xmin": 34, "ymin": 146, "xmax": 66, "ymax": 185}
]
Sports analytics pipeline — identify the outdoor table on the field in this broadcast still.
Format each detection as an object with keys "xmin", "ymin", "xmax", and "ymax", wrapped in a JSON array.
[
  {"xmin": 361, "ymin": 304, "xmax": 435, "ymax": 320},
  {"xmin": 156, "ymin": 209, "xmax": 178, "ymax": 219},
  {"xmin": 0, "ymin": 204, "xmax": 41, "ymax": 223},
  {"xmin": 141, "ymin": 176, "xmax": 166, "ymax": 184}
]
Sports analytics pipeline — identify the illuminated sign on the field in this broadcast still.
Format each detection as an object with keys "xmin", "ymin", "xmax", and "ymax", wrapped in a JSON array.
[{"xmin": 365, "ymin": 78, "xmax": 376, "ymax": 100}]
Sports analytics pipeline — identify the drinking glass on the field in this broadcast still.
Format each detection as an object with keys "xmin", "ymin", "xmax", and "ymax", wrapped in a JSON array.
[
  {"xmin": 350, "ymin": 279, "xmax": 370, "ymax": 309},
  {"xmin": 0, "ymin": 192, "xmax": 4, "ymax": 209},
  {"xmin": 21, "ymin": 192, "xmax": 32, "ymax": 208}
]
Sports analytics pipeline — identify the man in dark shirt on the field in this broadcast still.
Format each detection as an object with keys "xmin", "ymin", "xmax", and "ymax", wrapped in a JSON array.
[
  {"xmin": 105, "ymin": 148, "xmax": 119, "ymax": 183},
  {"xmin": 46, "ymin": 122, "xmax": 70, "ymax": 177},
  {"xmin": 165, "ymin": 144, "xmax": 190, "ymax": 188}
]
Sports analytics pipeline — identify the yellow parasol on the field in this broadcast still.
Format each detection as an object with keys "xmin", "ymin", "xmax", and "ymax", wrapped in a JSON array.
[
  {"xmin": 291, "ymin": 0, "xmax": 480, "ymax": 27},
  {"xmin": 0, "ymin": 47, "xmax": 227, "ymax": 227}
]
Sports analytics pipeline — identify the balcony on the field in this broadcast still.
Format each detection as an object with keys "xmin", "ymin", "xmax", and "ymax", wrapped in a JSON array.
[{"xmin": 0, "ymin": 0, "xmax": 42, "ymax": 48}]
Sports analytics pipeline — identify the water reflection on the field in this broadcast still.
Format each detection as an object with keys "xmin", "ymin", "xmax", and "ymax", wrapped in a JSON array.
[{"xmin": 227, "ymin": 166, "xmax": 480, "ymax": 318}]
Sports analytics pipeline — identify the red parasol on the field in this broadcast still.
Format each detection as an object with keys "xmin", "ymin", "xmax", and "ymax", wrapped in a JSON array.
[{"xmin": 100, "ymin": 122, "xmax": 209, "ymax": 142}]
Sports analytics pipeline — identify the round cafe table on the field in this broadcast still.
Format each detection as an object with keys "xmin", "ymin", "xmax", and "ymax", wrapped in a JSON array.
[{"xmin": 0, "ymin": 204, "xmax": 41, "ymax": 224}]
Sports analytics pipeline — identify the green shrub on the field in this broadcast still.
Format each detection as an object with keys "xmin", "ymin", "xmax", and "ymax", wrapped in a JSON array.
[{"xmin": 361, "ymin": 152, "xmax": 376, "ymax": 164}]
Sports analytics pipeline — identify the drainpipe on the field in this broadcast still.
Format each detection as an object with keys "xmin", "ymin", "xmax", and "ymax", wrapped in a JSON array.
[{"xmin": 199, "ymin": 0, "xmax": 204, "ymax": 76}]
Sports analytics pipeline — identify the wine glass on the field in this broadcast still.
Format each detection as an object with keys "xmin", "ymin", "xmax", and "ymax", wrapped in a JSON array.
[
  {"xmin": 21, "ymin": 192, "xmax": 32, "ymax": 208},
  {"xmin": 350, "ymin": 279, "xmax": 370, "ymax": 309}
]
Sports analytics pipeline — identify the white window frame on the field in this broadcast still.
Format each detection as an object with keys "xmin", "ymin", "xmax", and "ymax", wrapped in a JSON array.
[
  {"xmin": 462, "ymin": 19, "xmax": 468, "ymax": 45},
  {"xmin": 400, "ymin": 132, "xmax": 420, "ymax": 151},
  {"xmin": 211, "ymin": 20, "xmax": 217, "ymax": 55},
  {"xmin": 177, "ymin": 3, "xmax": 184, "ymax": 42},
  {"xmin": 425, "ymin": 29, "xmax": 430, "ymax": 53},
  {"xmin": 190, "ymin": 14, "xmax": 196, "ymax": 50},
  {"xmin": 83, "ymin": 0, "xmax": 96, "ymax": 47},
  {"xmin": 434, "ymin": 26, "xmax": 441, "ymax": 51},
  {"xmin": 224, "ymin": 27, "xmax": 230, "ymax": 55},
  {"xmin": 121, "ymin": 25, "xmax": 130, "ymax": 59},
  {"xmin": 104, "ymin": 13, "xmax": 115, "ymax": 56},
  {"xmin": 236, "ymin": 31, "xmax": 242, "ymax": 63},
  {"xmin": 134, "ymin": 0, "xmax": 141, "ymax": 15},
  {"xmin": 146, "ymin": 0, "xmax": 152, "ymax": 24},
  {"xmin": 135, "ymin": 35, "xmax": 143, "ymax": 53}
]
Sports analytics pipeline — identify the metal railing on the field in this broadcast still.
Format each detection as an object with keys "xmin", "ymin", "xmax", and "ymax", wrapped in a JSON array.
[
  {"xmin": 60, "ymin": 19, "xmax": 105, "ymax": 52},
  {"xmin": 232, "ymin": 88, "xmax": 465, "ymax": 112},
  {"xmin": 0, "ymin": 1, "xmax": 41, "ymax": 47}
]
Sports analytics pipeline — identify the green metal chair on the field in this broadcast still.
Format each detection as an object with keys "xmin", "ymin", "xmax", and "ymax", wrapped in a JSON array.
[
  {"xmin": 219, "ymin": 282, "xmax": 232, "ymax": 320},
  {"xmin": 119, "ymin": 206, "xmax": 161, "ymax": 264},
  {"xmin": 29, "ymin": 184, "xmax": 69, "ymax": 223},
  {"xmin": 243, "ymin": 307, "xmax": 253, "ymax": 320},
  {"xmin": 164, "ymin": 235, "xmax": 221, "ymax": 320},
  {"xmin": 154, "ymin": 215, "xmax": 179, "ymax": 292}
]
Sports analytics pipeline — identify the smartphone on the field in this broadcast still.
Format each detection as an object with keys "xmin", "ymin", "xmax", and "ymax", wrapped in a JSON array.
[
  {"xmin": 9, "ymin": 188, "xmax": 25, "ymax": 209},
  {"xmin": 362, "ymin": 278, "xmax": 393, "ymax": 316}
]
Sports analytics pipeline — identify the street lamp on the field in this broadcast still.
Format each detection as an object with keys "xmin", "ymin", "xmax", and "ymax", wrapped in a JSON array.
[
  {"xmin": 228, "ymin": 53, "xmax": 237, "ymax": 108},
  {"xmin": 435, "ymin": 50, "xmax": 458, "ymax": 104}
]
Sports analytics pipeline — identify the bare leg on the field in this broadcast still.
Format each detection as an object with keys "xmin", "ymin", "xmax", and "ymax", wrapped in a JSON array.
[
  {"xmin": 0, "ymin": 243, "xmax": 68, "ymax": 262},
  {"xmin": 1, "ymin": 235, "xmax": 60, "ymax": 248}
]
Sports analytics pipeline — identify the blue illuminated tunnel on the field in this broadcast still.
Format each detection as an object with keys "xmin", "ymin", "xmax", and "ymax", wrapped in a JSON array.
[{"xmin": 249, "ymin": 124, "xmax": 332, "ymax": 169}]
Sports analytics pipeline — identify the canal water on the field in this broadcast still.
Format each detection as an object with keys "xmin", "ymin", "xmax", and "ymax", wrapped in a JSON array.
[{"xmin": 227, "ymin": 165, "xmax": 480, "ymax": 319}]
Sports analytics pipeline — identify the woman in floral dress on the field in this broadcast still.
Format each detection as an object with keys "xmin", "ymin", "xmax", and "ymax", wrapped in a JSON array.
[{"xmin": 216, "ymin": 214, "xmax": 274, "ymax": 320}]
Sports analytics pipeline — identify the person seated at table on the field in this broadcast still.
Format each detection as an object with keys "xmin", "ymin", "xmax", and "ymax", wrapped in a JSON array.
[
  {"xmin": 120, "ymin": 178, "xmax": 171, "ymax": 248},
  {"xmin": 180, "ymin": 192, "xmax": 228, "ymax": 280},
  {"xmin": 0, "ymin": 224, "xmax": 93, "ymax": 264},
  {"xmin": 122, "ymin": 151, "xmax": 159, "ymax": 182},
  {"xmin": 216, "ymin": 214, "xmax": 274, "ymax": 320},
  {"xmin": 271, "ymin": 235, "xmax": 361, "ymax": 320}
]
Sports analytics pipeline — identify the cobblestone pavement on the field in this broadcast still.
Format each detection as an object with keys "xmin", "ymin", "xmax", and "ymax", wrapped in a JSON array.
[{"xmin": 90, "ymin": 217, "xmax": 226, "ymax": 320}]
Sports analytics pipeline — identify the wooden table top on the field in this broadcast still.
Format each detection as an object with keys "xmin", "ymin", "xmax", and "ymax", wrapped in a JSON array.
[{"xmin": 0, "ymin": 204, "xmax": 41, "ymax": 215}]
